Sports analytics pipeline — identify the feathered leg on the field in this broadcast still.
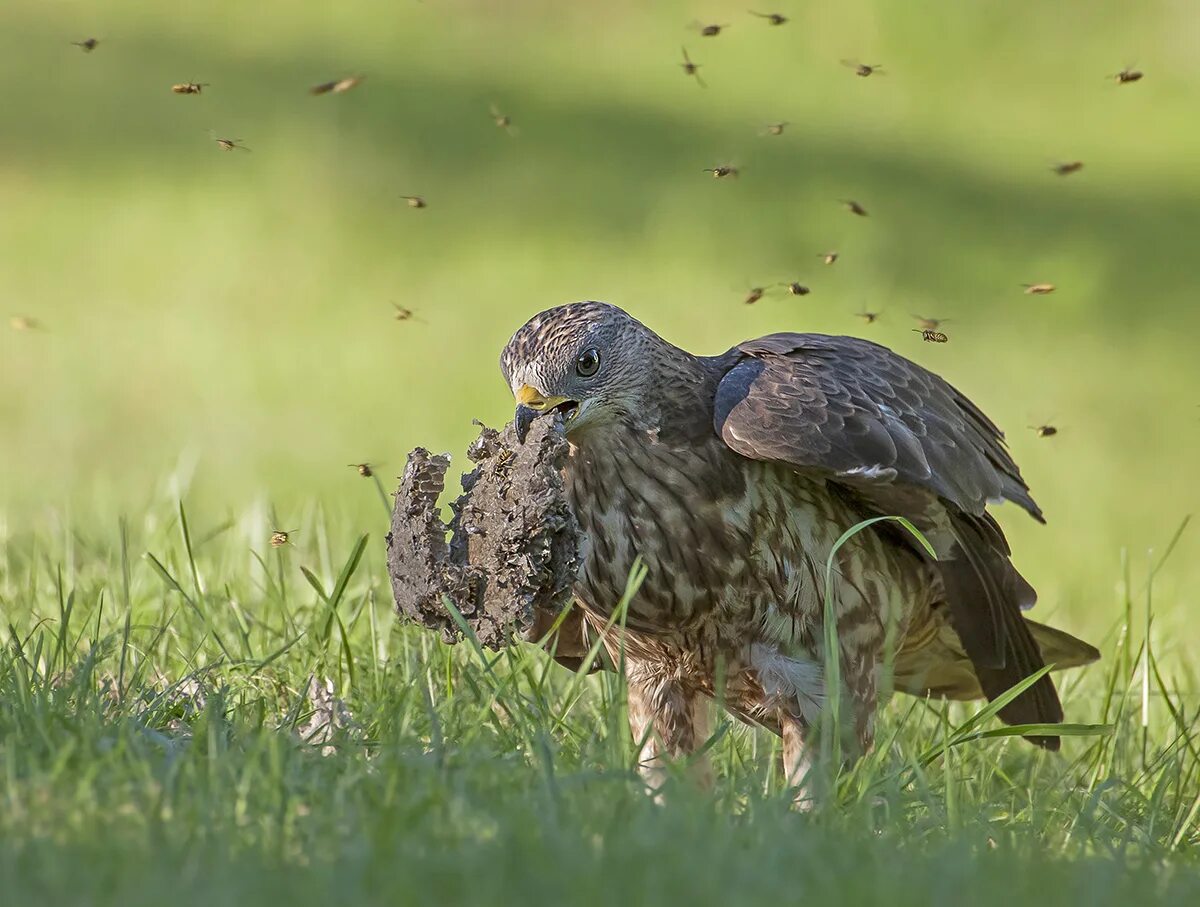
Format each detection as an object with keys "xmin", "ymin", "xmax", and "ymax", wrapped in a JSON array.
[{"xmin": 626, "ymin": 666, "xmax": 713, "ymax": 792}]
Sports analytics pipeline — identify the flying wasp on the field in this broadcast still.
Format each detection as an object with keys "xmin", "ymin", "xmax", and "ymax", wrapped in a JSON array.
[
  {"xmin": 694, "ymin": 22, "xmax": 730, "ymax": 37},
  {"xmin": 349, "ymin": 463, "xmax": 375, "ymax": 478},
  {"xmin": 400, "ymin": 195, "xmax": 427, "ymax": 209},
  {"xmin": 680, "ymin": 47, "xmax": 706, "ymax": 87},
  {"xmin": 1052, "ymin": 161, "xmax": 1084, "ymax": 176},
  {"xmin": 72, "ymin": 38, "xmax": 99, "ymax": 52},
  {"xmin": 9, "ymin": 315, "xmax": 44, "ymax": 332},
  {"xmin": 913, "ymin": 328, "xmax": 948, "ymax": 343},
  {"xmin": 213, "ymin": 136, "xmax": 250, "ymax": 151},
  {"xmin": 841, "ymin": 199, "xmax": 869, "ymax": 216},
  {"xmin": 1112, "ymin": 66, "xmax": 1143, "ymax": 84},
  {"xmin": 172, "ymin": 82, "xmax": 209, "ymax": 95},
  {"xmin": 704, "ymin": 165, "xmax": 739, "ymax": 178},
  {"xmin": 311, "ymin": 75, "xmax": 365, "ymax": 95},
  {"xmin": 749, "ymin": 11, "xmax": 788, "ymax": 26},
  {"xmin": 819, "ymin": 251, "xmax": 839, "ymax": 265},
  {"xmin": 490, "ymin": 104, "xmax": 517, "ymax": 134},
  {"xmin": 779, "ymin": 281, "xmax": 811, "ymax": 297},
  {"xmin": 270, "ymin": 530, "xmax": 297, "ymax": 548},
  {"xmin": 1023, "ymin": 283, "xmax": 1055, "ymax": 295},
  {"xmin": 743, "ymin": 286, "xmax": 767, "ymax": 305},
  {"xmin": 762, "ymin": 122, "xmax": 788, "ymax": 136},
  {"xmin": 392, "ymin": 303, "xmax": 423, "ymax": 322},
  {"xmin": 1029, "ymin": 424, "xmax": 1059, "ymax": 438},
  {"xmin": 842, "ymin": 60, "xmax": 883, "ymax": 77},
  {"xmin": 855, "ymin": 309, "xmax": 881, "ymax": 324}
]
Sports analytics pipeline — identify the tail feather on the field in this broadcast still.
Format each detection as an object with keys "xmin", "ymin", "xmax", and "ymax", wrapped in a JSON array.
[
  {"xmin": 922, "ymin": 512, "xmax": 1099, "ymax": 751},
  {"xmin": 895, "ymin": 609, "xmax": 1100, "ymax": 751}
]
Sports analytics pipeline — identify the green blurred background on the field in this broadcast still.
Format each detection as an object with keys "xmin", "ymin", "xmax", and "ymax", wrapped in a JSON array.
[{"xmin": 2, "ymin": 0, "xmax": 1198, "ymax": 649}]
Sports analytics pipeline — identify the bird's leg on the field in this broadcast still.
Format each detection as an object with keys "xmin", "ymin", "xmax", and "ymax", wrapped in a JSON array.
[
  {"xmin": 626, "ymin": 671, "xmax": 712, "ymax": 793},
  {"xmin": 780, "ymin": 658, "xmax": 878, "ymax": 807},
  {"xmin": 780, "ymin": 713, "xmax": 818, "ymax": 808}
]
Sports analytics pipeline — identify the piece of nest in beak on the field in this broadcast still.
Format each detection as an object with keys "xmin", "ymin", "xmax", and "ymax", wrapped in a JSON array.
[{"xmin": 516, "ymin": 399, "xmax": 578, "ymax": 443}]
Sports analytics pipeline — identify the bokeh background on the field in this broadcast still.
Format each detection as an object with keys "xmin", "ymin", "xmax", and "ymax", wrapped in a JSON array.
[{"xmin": 2, "ymin": 0, "xmax": 1198, "ymax": 651}]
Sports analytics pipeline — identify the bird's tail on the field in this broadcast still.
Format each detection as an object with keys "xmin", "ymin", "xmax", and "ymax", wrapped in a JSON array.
[{"xmin": 893, "ymin": 613, "xmax": 1100, "ymax": 745}]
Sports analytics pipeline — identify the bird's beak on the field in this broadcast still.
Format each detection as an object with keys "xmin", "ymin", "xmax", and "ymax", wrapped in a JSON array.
[{"xmin": 514, "ymin": 384, "xmax": 572, "ymax": 443}]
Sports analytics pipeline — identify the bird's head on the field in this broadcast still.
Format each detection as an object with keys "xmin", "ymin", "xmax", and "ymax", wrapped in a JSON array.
[{"xmin": 500, "ymin": 301, "xmax": 668, "ymax": 443}]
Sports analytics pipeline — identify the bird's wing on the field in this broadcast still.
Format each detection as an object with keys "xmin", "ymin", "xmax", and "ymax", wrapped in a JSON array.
[
  {"xmin": 713, "ymin": 333, "xmax": 1040, "ymax": 521},
  {"xmin": 712, "ymin": 333, "xmax": 1066, "ymax": 744}
]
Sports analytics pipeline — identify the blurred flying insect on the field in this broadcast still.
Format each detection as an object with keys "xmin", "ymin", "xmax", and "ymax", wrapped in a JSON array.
[
  {"xmin": 680, "ymin": 47, "xmax": 706, "ymax": 87},
  {"xmin": 490, "ymin": 104, "xmax": 517, "ymax": 135},
  {"xmin": 841, "ymin": 199, "xmax": 869, "ymax": 217},
  {"xmin": 779, "ymin": 281, "xmax": 811, "ymax": 297},
  {"xmin": 913, "ymin": 328, "xmax": 948, "ymax": 343},
  {"xmin": 749, "ymin": 11, "xmax": 788, "ymax": 26},
  {"xmin": 819, "ymin": 251, "xmax": 839, "ymax": 265},
  {"xmin": 9, "ymin": 315, "xmax": 44, "ymax": 332},
  {"xmin": 72, "ymin": 38, "xmax": 99, "ymax": 52},
  {"xmin": 392, "ymin": 303, "xmax": 423, "ymax": 322},
  {"xmin": 842, "ymin": 60, "xmax": 884, "ymax": 77},
  {"xmin": 311, "ymin": 75, "xmax": 365, "ymax": 95},
  {"xmin": 172, "ymin": 82, "xmax": 209, "ymax": 95},
  {"xmin": 212, "ymin": 136, "xmax": 250, "ymax": 151},
  {"xmin": 704, "ymin": 164, "xmax": 739, "ymax": 178},
  {"xmin": 693, "ymin": 22, "xmax": 730, "ymax": 37},
  {"xmin": 1052, "ymin": 161, "xmax": 1084, "ymax": 176},
  {"xmin": 762, "ymin": 122, "xmax": 788, "ymax": 136},
  {"xmin": 349, "ymin": 462, "xmax": 375, "ymax": 478},
  {"xmin": 1112, "ymin": 66, "xmax": 1143, "ymax": 84},
  {"xmin": 855, "ymin": 309, "xmax": 881, "ymax": 324},
  {"xmin": 1029, "ymin": 424, "xmax": 1059, "ymax": 438},
  {"xmin": 400, "ymin": 195, "xmax": 427, "ymax": 209},
  {"xmin": 912, "ymin": 314, "xmax": 949, "ymax": 331},
  {"xmin": 1023, "ymin": 283, "xmax": 1056, "ymax": 295},
  {"xmin": 270, "ymin": 530, "xmax": 297, "ymax": 548},
  {"xmin": 743, "ymin": 286, "xmax": 767, "ymax": 305}
]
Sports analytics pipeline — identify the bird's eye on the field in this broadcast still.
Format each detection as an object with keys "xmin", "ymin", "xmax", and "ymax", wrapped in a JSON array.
[{"xmin": 575, "ymin": 348, "xmax": 601, "ymax": 378}]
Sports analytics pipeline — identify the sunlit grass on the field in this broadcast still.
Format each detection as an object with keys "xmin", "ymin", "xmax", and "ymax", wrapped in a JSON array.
[{"xmin": 0, "ymin": 499, "xmax": 1197, "ymax": 904}]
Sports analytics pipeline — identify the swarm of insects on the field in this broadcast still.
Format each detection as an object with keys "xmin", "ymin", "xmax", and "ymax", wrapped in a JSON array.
[
  {"xmin": 749, "ymin": 11, "xmax": 788, "ymax": 26},
  {"xmin": 72, "ymin": 38, "xmax": 99, "ymax": 52},
  {"xmin": 913, "ymin": 328, "xmax": 949, "ymax": 343},
  {"xmin": 213, "ymin": 137, "xmax": 250, "ymax": 151},
  {"xmin": 842, "ymin": 60, "xmax": 883, "ymax": 77},
  {"xmin": 819, "ymin": 251, "xmax": 839, "ymax": 265},
  {"xmin": 743, "ymin": 286, "xmax": 767, "ymax": 305},
  {"xmin": 9, "ymin": 316, "xmax": 43, "ymax": 332},
  {"xmin": 400, "ymin": 195, "xmax": 427, "ymax": 209},
  {"xmin": 695, "ymin": 23, "xmax": 729, "ymax": 37},
  {"xmin": 311, "ymin": 76, "xmax": 365, "ymax": 96},
  {"xmin": 1029, "ymin": 424, "xmax": 1059, "ymax": 438},
  {"xmin": 270, "ymin": 530, "xmax": 296, "ymax": 548},
  {"xmin": 841, "ymin": 199, "xmax": 869, "ymax": 216},
  {"xmin": 1023, "ymin": 283, "xmax": 1056, "ymax": 295},
  {"xmin": 1112, "ymin": 66, "xmax": 1143, "ymax": 84},
  {"xmin": 680, "ymin": 47, "xmax": 706, "ymax": 87},
  {"xmin": 855, "ymin": 310, "xmax": 881, "ymax": 324},
  {"xmin": 763, "ymin": 122, "xmax": 788, "ymax": 136},
  {"xmin": 704, "ymin": 165, "xmax": 739, "ymax": 179},
  {"xmin": 1052, "ymin": 161, "xmax": 1084, "ymax": 176},
  {"xmin": 780, "ymin": 282, "xmax": 811, "ymax": 296},
  {"xmin": 350, "ymin": 462, "xmax": 375, "ymax": 478},
  {"xmin": 912, "ymin": 314, "xmax": 949, "ymax": 331},
  {"xmin": 172, "ymin": 82, "xmax": 209, "ymax": 95}
]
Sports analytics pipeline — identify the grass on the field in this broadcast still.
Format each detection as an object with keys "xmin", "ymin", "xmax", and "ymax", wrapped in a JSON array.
[
  {"xmin": 0, "ymin": 499, "xmax": 1198, "ymax": 905},
  {"xmin": 2, "ymin": 0, "xmax": 1199, "ymax": 902}
]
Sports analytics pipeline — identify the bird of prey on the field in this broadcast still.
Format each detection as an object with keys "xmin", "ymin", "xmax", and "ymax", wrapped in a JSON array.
[{"xmin": 501, "ymin": 301, "xmax": 1098, "ymax": 791}]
